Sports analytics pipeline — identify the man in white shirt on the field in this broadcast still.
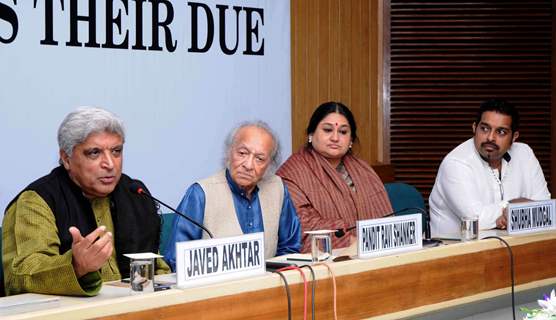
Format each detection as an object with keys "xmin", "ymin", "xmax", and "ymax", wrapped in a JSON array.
[{"xmin": 429, "ymin": 99, "xmax": 550, "ymax": 236}]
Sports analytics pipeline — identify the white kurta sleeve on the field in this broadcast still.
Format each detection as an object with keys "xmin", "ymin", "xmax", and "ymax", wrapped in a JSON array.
[
  {"xmin": 523, "ymin": 145, "xmax": 551, "ymax": 200},
  {"xmin": 437, "ymin": 158, "xmax": 503, "ymax": 230}
]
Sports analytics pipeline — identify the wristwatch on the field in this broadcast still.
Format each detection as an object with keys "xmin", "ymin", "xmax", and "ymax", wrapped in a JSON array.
[{"xmin": 500, "ymin": 200, "xmax": 509, "ymax": 209}]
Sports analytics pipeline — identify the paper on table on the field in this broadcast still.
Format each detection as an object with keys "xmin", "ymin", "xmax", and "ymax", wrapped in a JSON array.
[
  {"xmin": 0, "ymin": 293, "xmax": 60, "ymax": 317},
  {"xmin": 0, "ymin": 293, "xmax": 59, "ymax": 309},
  {"xmin": 123, "ymin": 253, "xmax": 162, "ymax": 259},
  {"xmin": 304, "ymin": 230, "xmax": 336, "ymax": 234}
]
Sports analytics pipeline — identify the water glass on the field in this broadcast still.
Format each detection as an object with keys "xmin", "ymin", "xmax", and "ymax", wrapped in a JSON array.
[
  {"xmin": 311, "ymin": 234, "xmax": 332, "ymax": 263},
  {"xmin": 130, "ymin": 258, "xmax": 155, "ymax": 294},
  {"xmin": 461, "ymin": 218, "xmax": 479, "ymax": 242}
]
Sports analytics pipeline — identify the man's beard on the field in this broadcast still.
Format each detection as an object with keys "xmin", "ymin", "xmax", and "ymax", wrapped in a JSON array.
[{"xmin": 481, "ymin": 141, "xmax": 503, "ymax": 162}]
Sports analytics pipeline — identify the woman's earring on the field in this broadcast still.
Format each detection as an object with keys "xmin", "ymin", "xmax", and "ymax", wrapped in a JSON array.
[
  {"xmin": 308, "ymin": 135, "xmax": 313, "ymax": 143},
  {"xmin": 349, "ymin": 142, "xmax": 353, "ymax": 149}
]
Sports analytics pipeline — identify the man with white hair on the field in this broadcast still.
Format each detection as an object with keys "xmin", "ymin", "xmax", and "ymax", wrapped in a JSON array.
[
  {"xmin": 2, "ymin": 107, "xmax": 169, "ymax": 296},
  {"xmin": 164, "ymin": 121, "xmax": 301, "ymax": 271}
]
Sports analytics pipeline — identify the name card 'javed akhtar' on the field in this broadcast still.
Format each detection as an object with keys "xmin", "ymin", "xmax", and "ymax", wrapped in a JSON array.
[
  {"xmin": 186, "ymin": 241, "xmax": 261, "ymax": 278},
  {"xmin": 357, "ymin": 214, "xmax": 423, "ymax": 259},
  {"xmin": 176, "ymin": 233, "xmax": 266, "ymax": 288}
]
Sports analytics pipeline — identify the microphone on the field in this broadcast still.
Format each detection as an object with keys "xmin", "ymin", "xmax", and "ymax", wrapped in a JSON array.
[
  {"xmin": 333, "ymin": 207, "xmax": 441, "ymax": 246},
  {"xmin": 334, "ymin": 226, "xmax": 356, "ymax": 238},
  {"xmin": 128, "ymin": 181, "xmax": 214, "ymax": 239},
  {"xmin": 334, "ymin": 211, "xmax": 396, "ymax": 238}
]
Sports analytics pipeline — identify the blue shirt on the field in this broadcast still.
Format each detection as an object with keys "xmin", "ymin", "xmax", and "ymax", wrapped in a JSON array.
[{"xmin": 164, "ymin": 170, "xmax": 301, "ymax": 271}]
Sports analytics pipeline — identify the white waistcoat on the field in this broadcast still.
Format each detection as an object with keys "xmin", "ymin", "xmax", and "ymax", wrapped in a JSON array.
[{"xmin": 198, "ymin": 170, "xmax": 283, "ymax": 258}]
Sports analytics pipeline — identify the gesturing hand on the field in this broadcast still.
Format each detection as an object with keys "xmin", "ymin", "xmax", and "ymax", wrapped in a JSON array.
[{"xmin": 69, "ymin": 226, "xmax": 114, "ymax": 278}]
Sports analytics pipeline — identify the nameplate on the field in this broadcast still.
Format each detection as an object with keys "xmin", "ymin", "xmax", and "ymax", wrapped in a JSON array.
[
  {"xmin": 508, "ymin": 200, "xmax": 556, "ymax": 235},
  {"xmin": 175, "ymin": 233, "xmax": 265, "ymax": 288},
  {"xmin": 357, "ymin": 214, "xmax": 423, "ymax": 259}
]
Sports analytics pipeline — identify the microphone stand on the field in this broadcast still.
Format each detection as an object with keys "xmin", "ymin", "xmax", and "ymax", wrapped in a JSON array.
[
  {"xmin": 334, "ymin": 207, "xmax": 441, "ymax": 246},
  {"xmin": 134, "ymin": 186, "xmax": 214, "ymax": 239},
  {"xmin": 398, "ymin": 207, "xmax": 441, "ymax": 246}
]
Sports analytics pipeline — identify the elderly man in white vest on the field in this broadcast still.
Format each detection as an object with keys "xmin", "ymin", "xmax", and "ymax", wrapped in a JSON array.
[{"xmin": 164, "ymin": 121, "xmax": 302, "ymax": 270}]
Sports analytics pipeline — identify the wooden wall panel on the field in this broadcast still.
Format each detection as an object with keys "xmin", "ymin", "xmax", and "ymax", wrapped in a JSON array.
[
  {"xmin": 291, "ymin": 0, "xmax": 384, "ymax": 164},
  {"xmin": 552, "ymin": 2, "xmax": 556, "ymax": 191},
  {"xmin": 386, "ymin": 1, "xmax": 553, "ymax": 200}
]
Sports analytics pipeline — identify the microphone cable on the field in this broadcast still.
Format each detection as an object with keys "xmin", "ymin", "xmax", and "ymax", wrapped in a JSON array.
[
  {"xmin": 483, "ymin": 236, "xmax": 515, "ymax": 320},
  {"xmin": 278, "ymin": 266, "xmax": 309, "ymax": 320},
  {"xmin": 273, "ymin": 270, "xmax": 292, "ymax": 320},
  {"xmin": 301, "ymin": 265, "xmax": 316, "ymax": 320},
  {"xmin": 314, "ymin": 262, "xmax": 338, "ymax": 320}
]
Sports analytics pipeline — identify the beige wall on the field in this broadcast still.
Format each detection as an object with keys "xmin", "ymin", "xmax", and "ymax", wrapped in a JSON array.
[{"xmin": 291, "ymin": 0, "xmax": 385, "ymax": 164}]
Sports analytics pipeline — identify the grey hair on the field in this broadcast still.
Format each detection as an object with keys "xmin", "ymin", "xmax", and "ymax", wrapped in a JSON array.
[
  {"xmin": 223, "ymin": 121, "xmax": 282, "ymax": 176},
  {"xmin": 58, "ymin": 107, "xmax": 125, "ymax": 158}
]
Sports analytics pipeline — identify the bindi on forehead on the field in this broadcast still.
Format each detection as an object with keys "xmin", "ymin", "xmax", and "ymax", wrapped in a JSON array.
[{"xmin": 323, "ymin": 121, "xmax": 349, "ymax": 127}]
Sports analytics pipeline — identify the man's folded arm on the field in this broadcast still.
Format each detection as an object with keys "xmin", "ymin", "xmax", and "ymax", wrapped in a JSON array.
[{"xmin": 440, "ymin": 160, "xmax": 502, "ymax": 230}]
